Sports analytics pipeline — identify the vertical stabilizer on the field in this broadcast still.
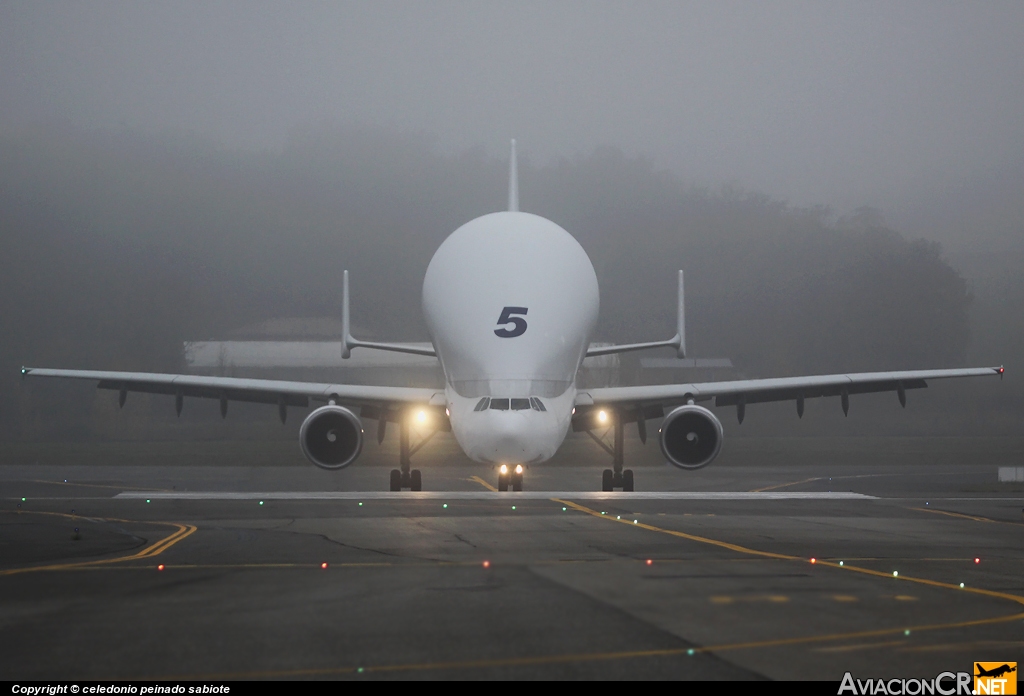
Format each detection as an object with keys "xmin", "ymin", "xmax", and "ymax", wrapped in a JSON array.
[{"xmin": 508, "ymin": 139, "xmax": 519, "ymax": 212}]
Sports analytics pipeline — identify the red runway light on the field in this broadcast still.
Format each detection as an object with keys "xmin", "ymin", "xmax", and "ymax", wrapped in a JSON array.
[
  {"xmin": 974, "ymin": 557, "xmax": 980, "ymax": 564},
  {"xmin": 810, "ymin": 558, "xmax": 817, "ymax": 564},
  {"xmin": 321, "ymin": 562, "xmax": 328, "ymax": 569},
  {"xmin": 482, "ymin": 560, "xmax": 490, "ymax": 569},
  {"xmin": 646, "ymin": 559, "xmax": 653, "ymax": 566},
  {"xmin": 157, "ymin": 564, "xmax": 165, "ymax": 571}
]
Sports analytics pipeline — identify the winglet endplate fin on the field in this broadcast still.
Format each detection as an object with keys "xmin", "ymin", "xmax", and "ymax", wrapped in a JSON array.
[{"xmin": 508, "ymin": 139, "xmax": 519, "ymax": 212}]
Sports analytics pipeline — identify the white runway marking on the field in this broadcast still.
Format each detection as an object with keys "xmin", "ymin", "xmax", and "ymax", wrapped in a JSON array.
[{"xmin": 114, "ymin": 491, "xmax": 876, "ymax": 501}]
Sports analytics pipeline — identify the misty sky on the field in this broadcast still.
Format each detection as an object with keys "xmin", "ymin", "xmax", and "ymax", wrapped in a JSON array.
[{"xmin": 2, "ymin": 1, "xmax": 1022, "ymax": 229}]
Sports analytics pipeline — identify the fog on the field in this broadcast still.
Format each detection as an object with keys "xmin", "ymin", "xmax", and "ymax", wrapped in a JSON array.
[{"xmin": 0, "ymin": 3, "xmax": 1021, "ymax": 442}]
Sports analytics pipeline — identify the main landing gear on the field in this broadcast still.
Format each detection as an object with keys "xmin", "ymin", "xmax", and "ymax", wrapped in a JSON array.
[
  {"xmin": 387, "ymin": 414, "xmax": 432, "ymax": 491},
  {"xmin": 498, "ymin": 464, "xmax": 523, "ymax": 492},
  {"xmin": 584, "ymin": 410, "xmax": 634, "ymax": 492}
]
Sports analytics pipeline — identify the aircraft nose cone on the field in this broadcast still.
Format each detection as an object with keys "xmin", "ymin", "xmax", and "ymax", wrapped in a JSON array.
[{"xmin": 482, "ymin": 414, "xmax": 540, "ymax": 462}]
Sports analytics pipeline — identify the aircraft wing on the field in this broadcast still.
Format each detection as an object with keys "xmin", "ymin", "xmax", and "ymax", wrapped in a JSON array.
[
  {"xmin": 20, "ymin": 367, "xmax": 443, "ymax": 419},
  {"xmin": 577, "ymin": 366, "xmax": 1004, "ymax": 420}
]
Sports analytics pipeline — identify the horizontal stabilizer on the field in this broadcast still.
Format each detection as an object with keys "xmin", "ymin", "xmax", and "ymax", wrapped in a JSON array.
[
  {"xmin": 586, "ymin": 270, "xmax": 685, "ymax": 358},
  {"xmin": 342, "ymin": 270, "xmax": 437, "ymax": 358}
]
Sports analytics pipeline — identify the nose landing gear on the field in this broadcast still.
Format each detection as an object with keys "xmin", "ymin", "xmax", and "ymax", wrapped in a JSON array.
[{"xmin": 498, "ymin": 464, "xmax": 524, "ymax": 492}]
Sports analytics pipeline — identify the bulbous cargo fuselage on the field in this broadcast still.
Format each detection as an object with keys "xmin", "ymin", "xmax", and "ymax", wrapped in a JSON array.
[{"xmin": 423, "ymin": 212, "xmax": 599, "ymax": 463}]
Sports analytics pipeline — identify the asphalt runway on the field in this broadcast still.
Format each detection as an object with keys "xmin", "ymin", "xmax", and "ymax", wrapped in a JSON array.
[{"xmin": 1, "ymin": 458, "xmax": 1023, "ymax": 681}]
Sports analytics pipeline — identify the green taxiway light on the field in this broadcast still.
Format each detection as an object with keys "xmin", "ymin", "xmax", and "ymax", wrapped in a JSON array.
[
  {"xmin": 893, "ymin": 571, "xmax": 898, "ymax": 577},
  {"xmin": 443, "ymin": 504, "xmax": 448, "ymax": 509},
  {"xmin": 146, "ymin": 499, "xmax": 150, "ymax": 503},
  {"xmin": 562, "ymin": 507, "xmax": 566, "ymax": 511},
  {"xmin": 358, "ymin": 502, "xmax": 363, "ymax": 506},
  {"xmin": 687, "ymin": 649, "xmax": 695, "ymax": 656},
  {"xmin": 904, "ymin": 630, "xmax": 911, "ymax": 636},
  {"xmin": 259, "ymin": 501, "xmax": 264, "ymax": 506},
  {"xmin": 21, "ymin": 497, "xmax": 26, "ymax": 502},
  {"xmin": 839, "ymin": 561, "xmax": 844, "ymax": 566},
  {"xmin": 960, "ymin": 582, "xmax": 965, "ymax": 588},
  {"xmin": 512, "ymin": 506, "xmax": 516, "ymax": 510}
]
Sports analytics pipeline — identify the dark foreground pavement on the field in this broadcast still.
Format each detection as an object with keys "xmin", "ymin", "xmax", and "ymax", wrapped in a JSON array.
[{"xmin": 1, "ymin": 456, "xmax": 1022, "ymax": 680}]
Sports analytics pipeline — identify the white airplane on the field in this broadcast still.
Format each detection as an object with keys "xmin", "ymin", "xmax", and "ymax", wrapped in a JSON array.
[{"xmin": 22, "ymin": 141, "xmax": 1004, "ymax": 492}]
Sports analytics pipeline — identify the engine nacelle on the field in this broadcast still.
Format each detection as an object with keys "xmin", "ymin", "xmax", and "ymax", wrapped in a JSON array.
[
  {"xmin": 299, "ymin": 405, "xmax": 363, "ymax": 470},
  {"xmin": 660, "ymin": 404, "xmax": 724, "ymax": 470}
]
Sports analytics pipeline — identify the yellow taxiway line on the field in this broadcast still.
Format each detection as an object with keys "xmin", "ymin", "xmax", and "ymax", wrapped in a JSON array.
[{"xmin": 0, "ymin": 510, "xmax": 196, "ymax": 576}]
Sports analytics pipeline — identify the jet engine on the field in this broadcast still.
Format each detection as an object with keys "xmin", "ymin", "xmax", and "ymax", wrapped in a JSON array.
[
  {"xmin": 660, "ymin": 404, "xmax": 724, "ymax": 470},
  {"xmin": 299, "ymin": 405, "xmax": 363, "ymax": 470}
]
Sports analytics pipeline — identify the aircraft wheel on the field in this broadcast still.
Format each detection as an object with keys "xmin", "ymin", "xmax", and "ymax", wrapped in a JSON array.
[
  {"xmin": 410, "ymin": 469, "xmax": 422, "ymax": 492},
  {"xmin": 498, "ymin": 473, "xmax": 509, "ymax": 492},
  {"xmin": 602, "ymin": 469, "xmax": 613, "ymax": 492},
  {"xmin": 622, "ymin": 469, "xmax": 634, "ymax": 492},
  {"xmin": 512, "ymin": 472, "xmax": 523, "ymax": 492},
  {"xmin": 389, "ymin": 469, "xmax": 402, "ymax": 491}
]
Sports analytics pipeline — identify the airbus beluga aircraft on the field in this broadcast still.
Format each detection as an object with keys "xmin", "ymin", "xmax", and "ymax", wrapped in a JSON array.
[{"xmin": 22, "ymin": 141, "xmax": 1004, "ymax": 492}]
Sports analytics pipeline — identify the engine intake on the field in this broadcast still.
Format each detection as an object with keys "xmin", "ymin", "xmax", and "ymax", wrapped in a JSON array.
[
  {"xmin": 660, "ymin": 404, "xmax": 723, "ymax": 470},
  {"xmin": 299, "ymin": 405, "xmax": 363, "ymax": 470}
]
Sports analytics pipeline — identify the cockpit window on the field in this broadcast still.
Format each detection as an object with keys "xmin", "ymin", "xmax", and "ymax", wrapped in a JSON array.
[
  {"xmin": 489, "ymin": 398, "xmax": 510, "ymax": 411},
  {"xmin": 530, "ymin": 397, "xmax": 547, "ymax": 412},
  {"xmin": 510, "ymin": 398, "xmax": 531, "ymax": 411},
  {"xmin": 474, "ymin": 397, "xmax": 490, "ymax": 411}
]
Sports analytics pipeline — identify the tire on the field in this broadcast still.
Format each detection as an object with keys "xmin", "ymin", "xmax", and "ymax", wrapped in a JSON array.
[
  {"xmin": 512, "ymin": 473, "xmax": 523, "ymax": 492},
  {"xmin": 410, "ymin": 469, "xmax": 422, "ymax": 492},
  {"xmin": 602, "ymin": 469, "xmax": 613, "ymax": 492},
  {"xmin": 389, "ymin": 469, "xmax": 401, "ymax": 491},
  {"xmin": 498, "ymin": 473, "xmax": 509, "ymax": 492},
  {"xmin": 622, "ymin": 469, "xmax": 634, "ymax": 492}
]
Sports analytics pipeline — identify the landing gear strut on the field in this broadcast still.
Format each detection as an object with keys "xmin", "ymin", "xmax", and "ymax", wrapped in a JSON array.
[
  {"xmin": 498, "ymin": 464, "xmax": 523, "ymax": 492},
  {"xmin": 389, "ymin": 417, "xmax": 423, "ymax": 491},
  {"xmin": 595, "ymin": 413, "xmax": 634, "ymax": 492}
]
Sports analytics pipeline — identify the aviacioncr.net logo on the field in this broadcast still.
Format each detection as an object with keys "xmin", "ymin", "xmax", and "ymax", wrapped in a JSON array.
[
  {"xmin": 838, "ymin": 671, "xmax": 973, "ymax": 695},
  {"xmin": 974, "ymin": 662, "xmax": 1017, "ymax": 695}
]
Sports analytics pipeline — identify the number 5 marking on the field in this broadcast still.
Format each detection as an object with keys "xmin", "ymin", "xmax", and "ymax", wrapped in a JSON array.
[{"xmin": 494, "ymin": 306, "xmax": 528, "ymax": 338}]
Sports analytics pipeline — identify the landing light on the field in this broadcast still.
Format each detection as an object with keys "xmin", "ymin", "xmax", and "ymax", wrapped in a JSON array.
[
  {"xmin": 598, "ymin": 410, "xmax": 608, "ymax": 423},
  {"xmin": 515, "ymin": 464, "xmax": 523, "ymax": 475},
  {"xmin": 417, "ymin": 410, "xmax": 428, "ymax": 423},
  {"xmin": 500, "ymin": 464, "xmax": 508, "ymax": 475}
]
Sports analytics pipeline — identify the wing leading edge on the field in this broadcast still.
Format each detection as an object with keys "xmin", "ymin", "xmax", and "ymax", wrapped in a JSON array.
[
  {"xmin": 579, "ymin": 366, "xmax": 1004, "ymax": 421},
  {"xmin": 21, "ymin": 368, "xmax": 442, "ymax": 421}
]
